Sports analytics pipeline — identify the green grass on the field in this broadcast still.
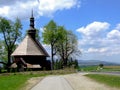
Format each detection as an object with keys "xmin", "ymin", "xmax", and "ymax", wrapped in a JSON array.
[
  {"xmin": 0, "ymin": 69, "xmax": 76, "ymax": 90},
  {"xmin": 80, "ymin": 66, "xmax": 98, "ymax": 71},
  {"xmin": 0, "ymin": 73, "xmax": 46, "ymax": 90},
  {"xmin": 0, "ymin": 74, "xmax": 29, "ymax": 90},
  {"xmin": 85, "ymin": 74, "xmax": 120, "ymax": 88}
]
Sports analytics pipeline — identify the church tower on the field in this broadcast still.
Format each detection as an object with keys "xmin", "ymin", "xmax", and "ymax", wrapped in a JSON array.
[{"xmin": 28, "ymin": 10, "xmax": 36, "ymax": 40}]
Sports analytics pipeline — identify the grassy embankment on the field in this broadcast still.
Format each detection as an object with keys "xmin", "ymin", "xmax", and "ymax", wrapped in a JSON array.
[
  {"xmin": 85, "ymin": 74, "xmax": 120, "ymax": 88},
  {"xmin": 0, "ymin": 68, "xmax": 76, "ymax": 90}
]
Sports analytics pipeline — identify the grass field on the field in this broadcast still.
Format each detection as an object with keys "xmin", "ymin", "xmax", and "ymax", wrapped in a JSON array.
[
  {"xmin": 85, "ymin": 74, "xmax": 120, "ymax": 88},
  {"xmin": 0, "ymin": 69, "xmax": 76, "ymax": 90},
  {"xmin": 79, "ymin": 66, "xmax": 98, "ymax": 71}
]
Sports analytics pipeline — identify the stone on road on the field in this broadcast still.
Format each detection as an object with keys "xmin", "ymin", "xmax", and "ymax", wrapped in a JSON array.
[{"xmin": 31, "ymin": 76, "xmax": 73, "ymax": 90}]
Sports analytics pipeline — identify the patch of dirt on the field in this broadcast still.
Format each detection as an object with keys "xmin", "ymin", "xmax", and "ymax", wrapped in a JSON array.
[{"xmin": 21, "ymin": 77, "xmax": 44, "ymax": 90}]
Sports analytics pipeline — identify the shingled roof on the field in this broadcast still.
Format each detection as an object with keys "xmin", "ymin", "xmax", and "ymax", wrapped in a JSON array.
[{"xmin": 11, "ymin": 35, "xmax": 49, "ymax": 56}]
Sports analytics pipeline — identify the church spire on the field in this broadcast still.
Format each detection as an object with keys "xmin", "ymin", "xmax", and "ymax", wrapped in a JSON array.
[
  {"xmin": 30, "ymin": 9, "xmax": 34, "ymax": 29},
  {"xmin": 28, "ymin": 10, "xmax": 36, "ymax": 40}
]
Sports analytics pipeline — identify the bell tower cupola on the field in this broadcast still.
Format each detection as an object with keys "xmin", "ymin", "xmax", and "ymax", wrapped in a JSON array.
[{"xmin": 28, "ymin": 10, "xmax": 36, "ymax": 40}]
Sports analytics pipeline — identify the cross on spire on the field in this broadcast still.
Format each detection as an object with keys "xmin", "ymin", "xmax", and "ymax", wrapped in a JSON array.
[{"xmin": 31, "ymin": 9, "xmax": 33, "ymax": 18}]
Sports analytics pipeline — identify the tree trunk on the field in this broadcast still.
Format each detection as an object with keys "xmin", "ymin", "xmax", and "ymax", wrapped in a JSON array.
[
  {"xmin": 51, "ymin": 45, "xmax": 54, "ymax": 70},
  {"xmin": 63, "ymin": 58, "xmax": 67, "ymax": 67},
  {"xmin": 7, "ymin": 49, "xmax": 12, "ymax": 72}
]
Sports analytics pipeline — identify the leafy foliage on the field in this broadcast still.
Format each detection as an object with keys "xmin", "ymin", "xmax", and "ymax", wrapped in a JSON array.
[
  {"xmin": 99, "ymin": 63, "xmax": 104, "ymax": 68},
  {"xmin": 53, "ymin": 60, "xmax": 63, "ymax": 70},
  {"xmin": 55, "ymin": 27, "xmax": 80, "ymax": 66},
  {"xmin": 0, "ymin": 17, "xmax": 22, "ymax": 67},
  {"xmin": 42, "ymin": 20, "xmax": 81, "ymax": 68},
  {"xmin": 0, "ymin": 41, "xmax": 7, "ymax": 62},
  {"xmin": 42, "ymin": 20, "xmax": 58, "ymax": 69},
  {"xmin": 42, "ymin": 20, "xmax": 58, "ymax": 45}
]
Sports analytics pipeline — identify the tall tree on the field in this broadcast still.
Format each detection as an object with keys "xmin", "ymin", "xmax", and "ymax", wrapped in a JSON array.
[
  {"xmin": 42, "ymin": 20, "xmax": 81, "ymax": 68},
  {"xmin": 42, "ymin": 20, "xmax": 58, "ymax": 69},
  {"xmin": 0, "ymin": 17, "xmax": 22, "ymax": 67},
  {"xmin": 56, "ymin": 27, "xmax": 80, "ymax": 66}
]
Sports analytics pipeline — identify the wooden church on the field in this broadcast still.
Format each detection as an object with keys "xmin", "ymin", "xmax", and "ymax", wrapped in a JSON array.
[{"xmin": 11, "ymin": 12, "xmax": 51, "ymax": 71}]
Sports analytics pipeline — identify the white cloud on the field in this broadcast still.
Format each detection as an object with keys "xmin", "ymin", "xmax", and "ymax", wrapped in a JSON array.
[
  {"xmin": 0, "ymin": 6, "xmax": 9, "ymax": 15},
  {"xmin": 77, "ymin": 22, "xmax": 120, "ymax": 56},
  {"xmin": 115, "ymin": 23, "xmax": 120, "ymax": 30},
  {"xmin": 77, "ymin": 21, "xmax": 110, "ymax": 39},
  {"xmin": 0, "ymin": 0, "xmax": 80, "ymax": 19},
  {"xmin": 38, "ymin": 0, "xmax": 80, "ymax": 16},
  {"xmin": 87, "ymin": 48, "xmax": 108, "ymax": 53},
  {"xmin": 107, "ymin": 30, "xmax": 120, "ymax": 39}
]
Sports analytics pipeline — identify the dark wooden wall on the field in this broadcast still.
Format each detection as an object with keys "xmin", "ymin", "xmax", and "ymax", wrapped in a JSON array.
[{"xmin": 13, "ymin": 56, "xmax": 51, "ymax": 70}]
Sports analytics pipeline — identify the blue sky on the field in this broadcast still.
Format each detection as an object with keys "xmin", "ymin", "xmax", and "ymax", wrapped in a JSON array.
[{"xmin": 0, "ymin": 0, "xmax": 120, "ymax": 63}]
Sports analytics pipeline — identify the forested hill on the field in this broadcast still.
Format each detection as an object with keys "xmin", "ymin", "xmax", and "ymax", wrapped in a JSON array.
[{"xmin": 78, "ymin": 60, "xmax": 120, "ymax": 66}]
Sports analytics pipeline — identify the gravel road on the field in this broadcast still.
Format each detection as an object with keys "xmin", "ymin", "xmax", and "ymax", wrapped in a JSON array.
[
  {"xmin": 31, "ymin": 76, "xmax": 73, "ymax": 90},
  {"xmin": 30, "ymin": 73, "xmax": 119, "ymax": 90}
]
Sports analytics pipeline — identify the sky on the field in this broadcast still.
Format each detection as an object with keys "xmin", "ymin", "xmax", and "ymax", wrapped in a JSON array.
[{"xmin": 0, "ymin": 0, "xmax": 120, "ymax": 63}]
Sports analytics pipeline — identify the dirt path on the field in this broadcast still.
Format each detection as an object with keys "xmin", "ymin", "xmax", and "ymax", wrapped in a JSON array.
[
  {"xmin": 24, "ymin": 73, "xmax": 119, "ymax": 90},
  {"xmin": 64, "ymin": 73, "xmax": 119, "ymax": 90}
]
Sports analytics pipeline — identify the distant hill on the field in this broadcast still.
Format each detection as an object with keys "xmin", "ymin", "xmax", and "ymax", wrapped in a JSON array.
[{"xmin": 78, "ymin": 60, "xmax": 120, "ymax": 66}]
